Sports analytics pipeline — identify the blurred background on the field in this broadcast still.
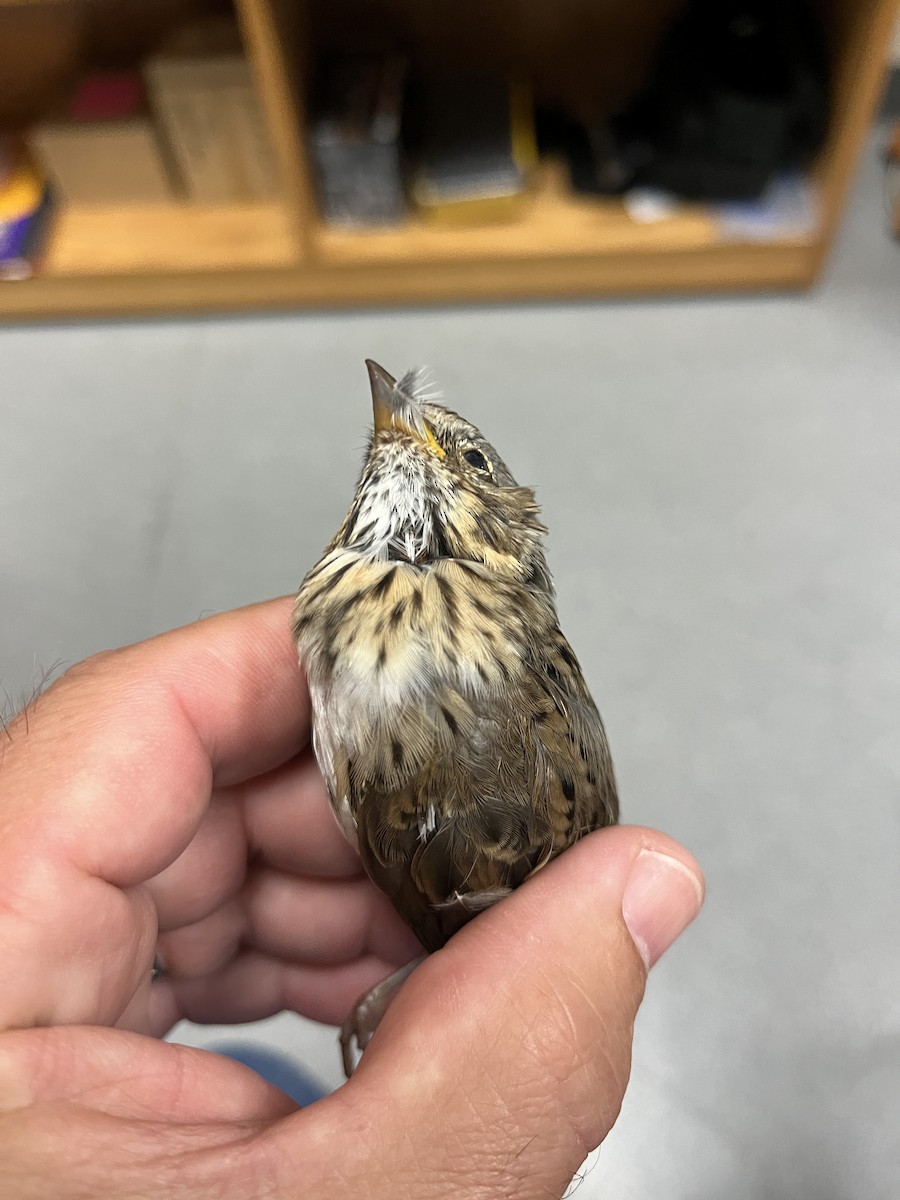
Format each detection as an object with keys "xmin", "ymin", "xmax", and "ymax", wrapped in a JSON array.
[{"xmin": 2, "ymin": 1, "xmax": 900, "ymax": 1197}]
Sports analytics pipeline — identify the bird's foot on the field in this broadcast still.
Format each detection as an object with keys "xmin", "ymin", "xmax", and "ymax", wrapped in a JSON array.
[{"xmin": 340, "ymin": 956, "xmax": 425, "ymax": 1078}]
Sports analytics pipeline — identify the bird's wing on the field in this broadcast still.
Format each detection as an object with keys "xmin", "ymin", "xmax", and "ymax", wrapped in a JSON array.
[
  {"xmin": 522, "ymin": 623, "xmax": 619, "ymax": 848},
  {"xmin": 350, "ymin": 625, "xmax": 618, "ymax": 952}
]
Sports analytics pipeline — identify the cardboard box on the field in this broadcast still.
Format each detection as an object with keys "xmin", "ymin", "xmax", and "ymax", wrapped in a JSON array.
[
  {"xmin": 145, "ymin": 55, "xmax": 278, "ymax": 203},
  {"xmin": 32, "ymin": 119, "xmax": 174, "ymax": 204}
]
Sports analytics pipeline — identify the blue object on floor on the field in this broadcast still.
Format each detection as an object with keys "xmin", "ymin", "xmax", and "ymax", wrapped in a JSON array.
[{"xmin": 209, "ymin": 1041, "xmax": 328, "ymax": 1107}]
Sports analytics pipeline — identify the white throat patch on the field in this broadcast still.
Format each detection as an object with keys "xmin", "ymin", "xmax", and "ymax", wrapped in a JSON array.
[{"xmin": 353, "ymin": 442, "xmax": 438, "ymax": 563}]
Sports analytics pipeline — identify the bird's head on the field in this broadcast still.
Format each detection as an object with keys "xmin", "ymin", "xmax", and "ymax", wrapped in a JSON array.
[{"xmin": 333, "ymin": 360, "xmax": 551, "ymax": 590}]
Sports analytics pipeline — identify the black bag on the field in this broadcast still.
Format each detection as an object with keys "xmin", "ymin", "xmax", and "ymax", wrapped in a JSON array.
[{"xmin": 620, "ymin": 0, "xmax": 830, "ymax": 199}]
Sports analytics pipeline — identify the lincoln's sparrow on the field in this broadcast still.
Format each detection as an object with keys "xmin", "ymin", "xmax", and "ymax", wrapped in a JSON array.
[{"xmin": 293, "ymin": 361, "xmax": 618, "ymax": 1074}]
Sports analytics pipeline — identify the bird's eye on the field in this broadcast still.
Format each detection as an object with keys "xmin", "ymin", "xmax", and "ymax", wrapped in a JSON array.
[{"xmin": 462, "ymin": 447, "xmax": 490, "ymax": 472}]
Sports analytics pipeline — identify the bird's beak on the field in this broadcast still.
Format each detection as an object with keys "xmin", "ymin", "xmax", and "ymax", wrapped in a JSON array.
[{"xmin": 366, "ymin": 359, "xmax": 444, "ymax": 457}]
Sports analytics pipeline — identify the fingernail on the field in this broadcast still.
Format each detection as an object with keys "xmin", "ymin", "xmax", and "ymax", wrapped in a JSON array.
[{"xmin": 622, "ymin": 849, "xmax": 704, "ymax": 969}]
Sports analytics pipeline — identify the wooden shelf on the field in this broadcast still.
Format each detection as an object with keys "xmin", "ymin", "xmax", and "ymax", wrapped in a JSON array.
[
  {"xmin": 43, "ymin": 201, "xmax": 300, "ymax": 276},
  {"xmin": 317, "ymin": 162, "xmax": 737, "ymax": 267},
  {"xmin": 0, "ymin": 233, "xmax": 823, "ymax": 320},
  {"xmin": 0, "ymin": 0, "xmax": 897, "ymax": 318}
]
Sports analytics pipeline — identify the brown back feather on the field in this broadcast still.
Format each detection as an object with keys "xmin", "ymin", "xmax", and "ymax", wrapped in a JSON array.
[{"xmin": 348, "ymin": 623, "xmax": 617, "ymax": 951}]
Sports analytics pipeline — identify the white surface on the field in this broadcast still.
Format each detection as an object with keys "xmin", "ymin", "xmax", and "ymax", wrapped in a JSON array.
[{"xmin": 2, "ymin": 137, "xmax": 899, "ymax": 1196}]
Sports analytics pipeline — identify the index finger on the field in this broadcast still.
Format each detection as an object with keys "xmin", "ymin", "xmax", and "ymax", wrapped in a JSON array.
[{"xmin": 0, "ymin": 597, "xmax": 308, "ymax": 889}]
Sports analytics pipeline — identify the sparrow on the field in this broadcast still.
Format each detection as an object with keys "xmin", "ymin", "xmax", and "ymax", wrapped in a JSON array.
[{"xmin": 293, "ymin": 361, "xmax": 618, "ymax": 1074}]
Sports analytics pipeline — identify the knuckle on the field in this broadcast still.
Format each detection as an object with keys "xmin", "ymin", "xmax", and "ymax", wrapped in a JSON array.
[{"xmin": 59, "ymin": 646, "xmax": 130, "ymax": 688}]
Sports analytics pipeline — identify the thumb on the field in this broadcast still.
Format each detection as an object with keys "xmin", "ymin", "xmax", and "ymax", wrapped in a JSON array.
[{"xmin": 273, "ymin": 825, "xmax": 704, "ymax": 1200}]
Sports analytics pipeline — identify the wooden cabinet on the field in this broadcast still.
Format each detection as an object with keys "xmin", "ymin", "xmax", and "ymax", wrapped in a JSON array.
[{"xmin": 0, "ymin": 0, "xmax": 897, "ymax": 319}]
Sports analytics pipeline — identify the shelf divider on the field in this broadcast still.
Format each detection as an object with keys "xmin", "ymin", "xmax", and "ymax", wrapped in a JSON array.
[{"xmin": 236, "ymin": 0, "xmax": 316, "ymax": 257}]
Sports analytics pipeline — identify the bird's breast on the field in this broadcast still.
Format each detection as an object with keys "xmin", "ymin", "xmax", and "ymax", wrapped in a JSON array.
[{"xmin": 294, "ymin": 552, "xmax": 542, "ymax": 817}]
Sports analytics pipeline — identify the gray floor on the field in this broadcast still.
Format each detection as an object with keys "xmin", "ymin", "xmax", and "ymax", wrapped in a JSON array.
[{"xmin": 3, "ymin": 135, "xmax": 899, "ymax": 1197}]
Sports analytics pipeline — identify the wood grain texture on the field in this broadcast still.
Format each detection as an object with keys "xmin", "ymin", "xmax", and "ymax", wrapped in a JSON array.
[
  {"xmin": 235, "ymin": 0, "xmax": 316, "ymax": 247},
  {"xmin": 310, "ymin": 0, "xmax": 684, "ymax": 112},
  {"xmin": 0, "ymin": 240, "xmax": 821, "ymax": 320},
  {"xmin": 813, "ymin": 0, "xmax": 900, "ymax": 244},
  {"xmin": 41, "ymin": 202, "xmax": 300, "ymax": 275},
  {"xmin": 317, "ymin": 162, "xmax": 726, "ymax": 266},
  {"xmin": 0, "ymin": 1, "xmax": 83, "ymax": 125}
]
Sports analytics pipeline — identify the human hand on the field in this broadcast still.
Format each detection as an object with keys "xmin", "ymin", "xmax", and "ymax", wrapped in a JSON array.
[{"xmin": 0, "ymin": 599, "xmax": 703, "ymax": 1199}]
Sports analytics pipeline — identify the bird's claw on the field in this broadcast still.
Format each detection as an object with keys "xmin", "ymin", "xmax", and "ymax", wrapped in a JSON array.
[{"xmin": 339, "ymin": 957, "xmax": 425, "ymax": 1077}]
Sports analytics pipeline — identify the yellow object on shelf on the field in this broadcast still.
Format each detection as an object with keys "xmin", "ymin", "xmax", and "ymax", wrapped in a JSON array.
[
  {"xmin": 0, "ymin": 149, "xmax": 43, "ymax": 220},
  {"xmin": 1, "ymin": 142, "xmax": 55, "ymax": 281}
]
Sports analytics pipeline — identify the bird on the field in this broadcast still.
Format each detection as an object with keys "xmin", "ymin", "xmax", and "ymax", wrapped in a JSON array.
[{"xmin": 293, "ymin": 360, "xmax": 618, "ymax": 1074}]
